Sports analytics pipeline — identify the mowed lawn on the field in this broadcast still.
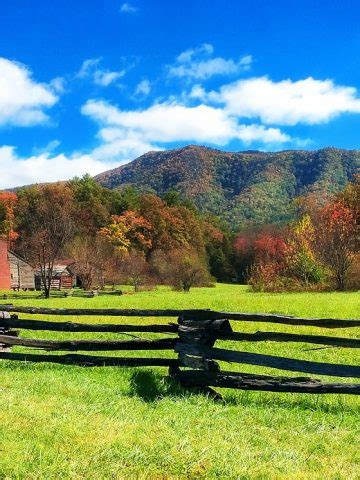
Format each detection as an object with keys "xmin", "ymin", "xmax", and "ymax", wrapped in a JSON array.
[{"xmin": 0, "ymin": 284, "xmax": 359, "ymax": 479}]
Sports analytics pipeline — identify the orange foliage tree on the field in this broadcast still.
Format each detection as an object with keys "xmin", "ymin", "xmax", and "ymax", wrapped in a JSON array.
[
  {"xmin": 99, "ymin": 210, "xmax": 152, "ymax": 253},
  {"xmin": 0, "ymin": 192, "xmax": 18, "ymax": 241},
  {"xmin": 15, "ymin": 184, "xmax": 76, "ymax": 298},
  {"xmin": 139, "ymin": 194, "xmax": 205, "ymax": 255}
]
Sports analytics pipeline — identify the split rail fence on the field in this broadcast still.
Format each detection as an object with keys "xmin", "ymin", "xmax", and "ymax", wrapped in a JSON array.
[
  {"xmin": 1, "ymin": 290, "xmax": 123, "ymax": 300},
  {"xmin": 0, "ymin": 305, "xmax": 359, "ymax": 395}
]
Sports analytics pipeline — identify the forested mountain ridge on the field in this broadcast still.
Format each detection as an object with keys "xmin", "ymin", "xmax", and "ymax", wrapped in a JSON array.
[{"xmin": 95, "ymin": 145, "xmax": 359, "ymax": 227}]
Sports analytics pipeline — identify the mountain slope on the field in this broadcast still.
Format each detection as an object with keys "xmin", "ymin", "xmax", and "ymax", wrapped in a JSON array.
[{"xmin": 95, "ymin": 145, "xmax": 359, "ymax": 227}]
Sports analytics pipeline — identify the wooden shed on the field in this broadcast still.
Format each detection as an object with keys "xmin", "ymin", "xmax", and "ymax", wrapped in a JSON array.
[{"xmin": 35, "ymin": 260, "xmax": 77, "ymax": 291}]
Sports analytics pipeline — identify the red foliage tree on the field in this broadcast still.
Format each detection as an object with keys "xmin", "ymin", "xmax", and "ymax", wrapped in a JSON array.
[
  {"xmin": 314, "ymin": 200, "xmax": 357, "ymax": 290},
  {"xmin": 248, "ymin": 232, "xmax": 288, "ymax": 291},
  {"xmin": 253, "ymin": 233, "xmax": 287, "ymax": 265}
]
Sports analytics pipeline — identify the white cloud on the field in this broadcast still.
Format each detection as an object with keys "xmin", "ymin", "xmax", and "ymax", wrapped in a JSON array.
[
  {"xmin": 135, "ymin": 79, "xmax": 151, "ymax": 96},
  {"xmin": 93, "ymin": 70, "xmax": 125, "ymax": 86},
  {"xmin": 77, "ymin": 58, "xmax": 126, "ymax": 87},
  {"xmin": 0, "ymin": 145, "xmax": 119, "ymax": 189},
  {"xmin": 188, "ymin": 84, "xmax": 208, "ymax": 101},
  {"xmin": 91, "ymin": 133, "xmax": 157, "ymax": 162},
  {"xmin": 168, "ymin": 43, "xmax": 252, "ymax": 80},
  {"xmin": 49, "ymin": 76, "xmax": 67, "ymax": 94},
  {"xmin": 77, "ymin": 58, "xmax": 101, "ymax": 78},
  {"xmin": 177, "ymin": 43, "xmax": 214, "ymax": 63},
  {"xmin": 32, "ymin": 139, "xmax": 61, "ymax": 156},
  {"xmin": 210, "ymin": 76, "xmax": 360, "ymax": 125},
  {"xmin": 0, "ymin": 57, "xmax": 58, "ymax": 127},
  {"xmin": 82, "ymin": 99, "xmax": 289, "ymax": 152},
  {"xmin": 120, "ymin": 2, "xmax": 138, "ymax": 13}
]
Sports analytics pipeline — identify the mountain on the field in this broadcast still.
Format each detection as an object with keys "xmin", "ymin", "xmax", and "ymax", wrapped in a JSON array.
[{"xmin": 95, "ymin": 145, "xmax": 359, "ymax": 228}]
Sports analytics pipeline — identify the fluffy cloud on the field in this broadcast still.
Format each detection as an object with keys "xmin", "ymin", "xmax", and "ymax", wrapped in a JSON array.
[
  {"xmin": 209, "ymin": 76, "xmax": 360, "ymax": 125},
  {"xmin": 168, "ymin": 43, "xmax": 252, "ymax": 80},
  {"xmin": 120, "ymin": 3, "xmax": 138, "ymax": 14},
  {"xmin": 0, "ymin": 145, "xmax": 118, "ymax": 189},
  {"xmin": 82, "ymin": 99, "xmax": 289, "ymax": 153},
  {"xmin": 77, "ymin": 58, "xmax": 126, "ymax": 87},
  {"xmin": 49, "ymin": 76, "xmax": 67, "ymax": 94},
  {"xmin": 0, "ymin": 57, "xmax": 58, "ymax": 127},
  {"xmin": 135, "ymin": 79, "xmax": 151, "ymax": 96}
]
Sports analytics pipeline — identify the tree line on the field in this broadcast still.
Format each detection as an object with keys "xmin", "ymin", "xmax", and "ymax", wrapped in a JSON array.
[
  {"xmin": 0, "ymin": 174, "xmax": 358, "ymax": 296},
  {"xmin": 234, "ymin": 175, "xmax": 359, "ymax": 291}
]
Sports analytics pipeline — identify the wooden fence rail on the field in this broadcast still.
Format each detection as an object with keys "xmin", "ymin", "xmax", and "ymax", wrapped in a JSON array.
[
  {"xmin": 0, "ymin": 305, "xmax": 359, "ymax": 327},
  {"xmin": 0, "ymin": 306, "xmax": 359, "ymax": 397},
  {"xmin": 0, "ymin": 290, "xmax": 123, "ymax": 300}
]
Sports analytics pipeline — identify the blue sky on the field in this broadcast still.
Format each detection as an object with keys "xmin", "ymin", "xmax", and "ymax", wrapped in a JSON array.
[{"xmin": 1, "ymin": 0, "xmax": 360, "ymax": 188}]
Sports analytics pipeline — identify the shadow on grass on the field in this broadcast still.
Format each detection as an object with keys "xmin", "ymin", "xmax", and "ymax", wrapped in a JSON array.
[
  {"xmin": 128, "ymin": 370, "xmax": 357, "ymax": 414},
  {"xmin": 129, "ymin": 370, "xmax": 187, "ymax": 402},
  {"xmin": 3, "ymin": 361, "xmax": 356, "ymax": 413}
]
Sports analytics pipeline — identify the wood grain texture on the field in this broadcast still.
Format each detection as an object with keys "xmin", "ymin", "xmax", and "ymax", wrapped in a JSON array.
[
  {"xmin": 0, "ymin": 317, "xmax": 178, "ymax": 333},
  {"xmin": 0, "ymin": 305, "xmax": 358, "ymax": 328},
  {"xmin": 0, "ymin": 351, "xmax": 178, "ymax": 368},
  {"xmin": 175, "ymin": 370, "xmax": 360, "ymax": 394},
  {"xmin": 0, "ymin": 334, "xmax": 176, "ymax": 351},
  {"xmin": 175, "ymin": 343, "xmax": 360, "ymax": 378}
]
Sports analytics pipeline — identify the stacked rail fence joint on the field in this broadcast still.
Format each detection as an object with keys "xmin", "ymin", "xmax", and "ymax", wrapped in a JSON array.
[{"xmin": 0, "ymin": 305, "xmax": 359, "ymax": 395}]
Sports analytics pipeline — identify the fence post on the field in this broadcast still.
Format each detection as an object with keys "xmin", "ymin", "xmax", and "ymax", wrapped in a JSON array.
[
  {"xmin": 170, "ymin": 314, "xmax": 233, "ymax": 399},
  {"xmin": 0, "ymin": 311, "xmax": 19, "ymax": 352}
]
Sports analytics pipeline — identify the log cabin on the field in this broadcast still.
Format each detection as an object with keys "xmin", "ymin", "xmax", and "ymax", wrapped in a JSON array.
[
  {"xmin": 0, "ymin": 238, "xmax": 35, "ymax": 290},
  {"xmin": 34, "ymin": 260, "xmax": 77, "ymax": 291}
]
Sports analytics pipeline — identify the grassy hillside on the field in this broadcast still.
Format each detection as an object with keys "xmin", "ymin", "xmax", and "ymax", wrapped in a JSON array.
[
  {"xmin": 0, "ymin": 285, "xmax": 359, "ymax": 479},
  {"xmin": 95, "ymin": 145, "xmax": 359, "ymax": 228}
]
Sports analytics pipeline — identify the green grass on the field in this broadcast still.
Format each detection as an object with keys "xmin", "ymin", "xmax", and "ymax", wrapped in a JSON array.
[{"xmin": 0, "ymin": 284, "xmax": 359, "ymax": 479}]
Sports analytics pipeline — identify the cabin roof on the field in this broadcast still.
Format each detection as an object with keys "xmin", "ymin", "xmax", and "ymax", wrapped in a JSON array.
[
  {"xmin": 8, "ymin": 250, "xmax": 34, "ymax": 267},
  {"xmin": 35, "ymin": 261, "xmax": 75, "ymax": 277}
]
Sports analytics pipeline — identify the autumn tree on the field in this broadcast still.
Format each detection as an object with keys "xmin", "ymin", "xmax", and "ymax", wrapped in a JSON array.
[
  {"xmin": 15, "ymin": 184, "xmax": 75, "ymax": 298},
  {"xmin": 138, "ymin": 194, "xmax": 206, "ymax": 255},
  {"xmin": 314, "ymin": 201, "xmax": 356, "ymax": 290},
  {"xmin": 248, "ymin": 232, "xmax": 288, "ymax": 291},
  {"xmin": 285, "ymin": 215, "xmax": 324, "ymax": 286},
  {"xmin": 120, "ymin": 250, "xmax": 153, "ymax": 292},
  {"xmin": 0, "ymin": 192, "xmax": 18, "ymax": 241},
  {"xmin": 99, "ymin": 210, "xmax": 152, "ymax": 254},
  {"xmin": 336, "ymin": 175, "xmax": 359, "ymax": 218},
  {"xmin": 336, "ymin": 175, "xmax": 359, "ymax": 251},
  {"xmin": 69, "ymin": 235, "xmax": 119, "ymax": 290},
  {"xmin": 232, "ymin": 231, "xmax": 257, "ymax": 283},
  {"xmin": 151, "ymin": 249, "xmax": 212, "ymax": 292}
]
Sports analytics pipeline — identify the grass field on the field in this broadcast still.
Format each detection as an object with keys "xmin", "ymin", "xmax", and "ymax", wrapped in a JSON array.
[{"xmin": 0, "ymin": 284, "xmax": 359, "ymax": 479}]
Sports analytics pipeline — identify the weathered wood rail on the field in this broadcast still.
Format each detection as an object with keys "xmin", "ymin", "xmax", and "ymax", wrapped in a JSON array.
[
  {"xmin": 0, "ymin": 290, "xmax": 122, "ymax": 300},
  {"xmin": 0, "ymin": 305, "xmax": 359, "ymax": 396}
]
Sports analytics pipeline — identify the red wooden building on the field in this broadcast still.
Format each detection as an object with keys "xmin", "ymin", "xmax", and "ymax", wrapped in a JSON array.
[{"xmin": 0, "ymin": 239, "xmax": 10, "ymax": 290}]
